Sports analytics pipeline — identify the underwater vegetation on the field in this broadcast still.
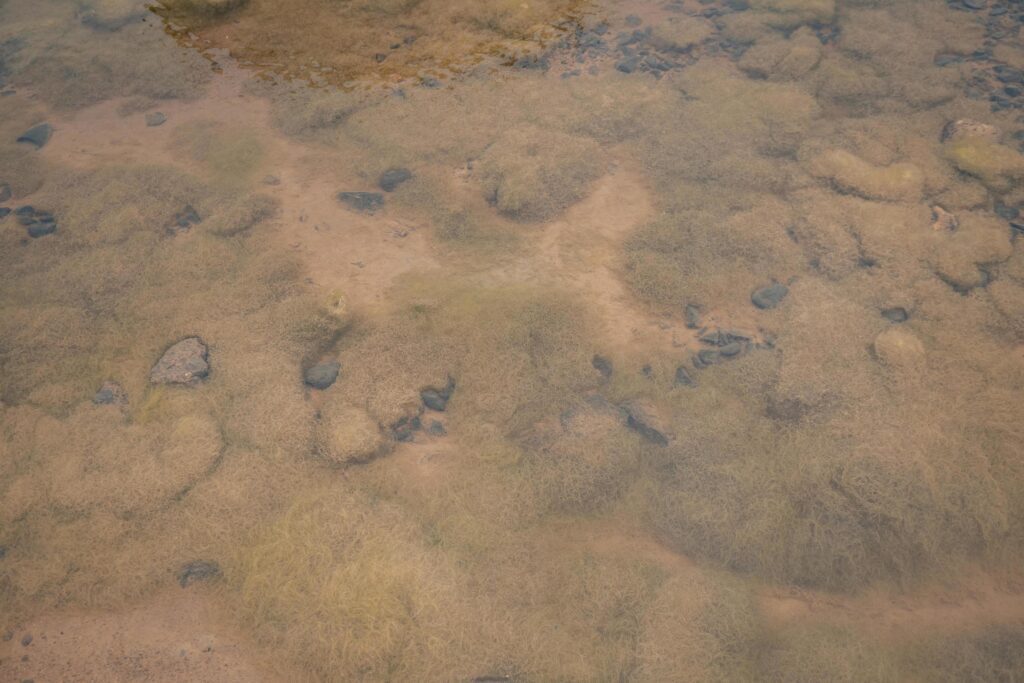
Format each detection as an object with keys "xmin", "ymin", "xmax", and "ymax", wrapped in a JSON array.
[{"xmin": 3, "ymin": 0, "xmax": 1024, "ymax": 680}]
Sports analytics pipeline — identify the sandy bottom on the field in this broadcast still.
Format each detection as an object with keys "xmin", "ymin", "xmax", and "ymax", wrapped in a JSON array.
[{"xmin": 0, "ymin": 588, "xmax": 282, "ymax": 682}]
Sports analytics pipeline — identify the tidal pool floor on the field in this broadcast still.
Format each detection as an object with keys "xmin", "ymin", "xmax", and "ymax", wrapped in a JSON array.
[{"xmin": 3, "ymin": 0, "xmax": 1024, "ymax": 680}]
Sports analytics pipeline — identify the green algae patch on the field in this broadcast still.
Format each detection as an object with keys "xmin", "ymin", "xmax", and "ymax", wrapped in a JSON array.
[
  {"xmin": 808, "ymin": 150, "xmax": 924, "ymax": 203},
  {"xmin": 944, "ymin": 137, "xmax": 1024, "ymax": 193}
]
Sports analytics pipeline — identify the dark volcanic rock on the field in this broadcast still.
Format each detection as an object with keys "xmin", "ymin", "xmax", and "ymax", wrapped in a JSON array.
[
  {"xmin": 379, "ymin": 167, "xmax": 413, "ymax": 192},
  {"xmin": 751, "ymin": 283, "xmax": 789, "ymax": 309},
  {"xmin": 17, "ymin": 123, "xmax": 52, "ymax": 149},
  {"xmin": 177, "ymin": 560, "xmax": 221, "ymax": 588},
  {"xmin": 304, "ymin": 361, "xmax": 341, "ymax": 389},
  {"xmin": 338, "ymin": 191, "xmax": 384, "ymax": 213},
  {"xmin": 150, "ymin": 337, "xmax": 210, "ymax": 385},
  {"xmin": 93, "ymin": 380, "xmax": 128, "ymax": 405}
]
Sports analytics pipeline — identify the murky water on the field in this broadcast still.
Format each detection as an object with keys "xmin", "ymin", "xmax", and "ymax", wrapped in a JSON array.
[{"xmin": 2, "ymin": 0, "xmax": 1024, "ymax": 680}]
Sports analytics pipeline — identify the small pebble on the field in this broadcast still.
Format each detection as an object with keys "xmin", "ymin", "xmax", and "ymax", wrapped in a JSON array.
[
  {"xmin": 17, "ymin": 123, "xmax": 52, "ymax": 149},
  {"xmin": 684, "ymin": 303, "xmax": 702, "ymax": 329},
  {"xmin": 93, "ymin": 380, "xmax": 128, "ymax": 405},
  {"xmin": 262, "ymin": 175, "xmax": 281, "ymax": 186},
  {"xmin": 145, "ymin": 111, "xmax": 167, "ymax": 127},
  {"xmin": 337, "ymin": 191, "xmax": 384, "ymax": 213},
  {"xmin": 21, "ymin": 633, "xmax": 32, "ymax": 646},
  {"xmin": 675, "ymin": 365, "xmax": 695, "ymax": 386},
  {"xmin": 304, "ymin": 361, "xmax": 340, "ymax": 390},
  {"xmin": 751, "ymin": 283, "xmax": 789, "ymax": 310},
  {"xmin": 881, "ymin": 307, "xmax": 909, "ymax": 323},
  {"xmin": 592, "ymin": 354, "xmax": 613, "ymax": 378},
  {"xmin": 171, "ymin": 204, "xmax": 201, "ymax": 232},
  {"xmin": 428, "ymin": 420, "xmax": 446, "ymax": 436},
  {"xmin": 379, "ymin": 167, "xmax": 412, "ymax": 192},
  {"xmin": 719, "ymin": 342, "xmax": 743, "ymax": 357},
  {"xmin": 421, "ymin": 388, "xmax": 448, "ymax": 411},
  {"xmin": 178, "ymin": 560, "xmax": 221, "ymax": 588}
]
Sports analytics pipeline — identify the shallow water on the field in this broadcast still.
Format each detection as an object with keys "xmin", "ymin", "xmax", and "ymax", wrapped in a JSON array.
[{"xmin": 2, "ymin": 0, "xmax": 1024, "ymax": 680}]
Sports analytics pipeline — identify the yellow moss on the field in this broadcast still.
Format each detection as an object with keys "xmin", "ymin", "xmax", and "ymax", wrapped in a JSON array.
[
  {"xmin": 944, "ymin": 137, "xmax": 1024, "ymax": 193},
  {"xmin": 808, "ymin": 150, "xmax": 924, "ymax": 202}
]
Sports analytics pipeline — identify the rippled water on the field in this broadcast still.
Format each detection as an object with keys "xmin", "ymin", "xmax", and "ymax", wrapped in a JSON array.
[{"xmin": 2, "ymin": 0, "xmax": 1024, "ymax": 680}]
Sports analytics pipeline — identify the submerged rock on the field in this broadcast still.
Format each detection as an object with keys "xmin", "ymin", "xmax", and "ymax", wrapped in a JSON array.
[
  {"xmin": 420, "ymin": 377, "xmax": 455, "ymax": 411},
  {"xmin": 874, "ymin": 327, "xmax": 925, "ymax": 371},
  {"xmin": 379, "ymin": 167, "xmax": 413, "ymax": 192},
  {"xmin": 389, "ymin": 413, "xmax": 422, "ymax": 442},
  {"xmin": 931, "ymin": 206, "xmax": 959, "ymax": 232},
  {"xmin": 17, "ymin": 123, "xmax": 53, "ymax": 149},
  {"xmin": 674, "ymin": 365, "xmax": 696, "ymax": 387},
  {"xmin": 751, "ymin": 283, "xmax": 789, "ymax": 309},
  {"xmin": 93, "ymin": 380, "xmax": 128, "ymax": 405},
  {"xmin": 150, "ymin": 337, "xmax": 210, "ymax": 385},
  {"xmin": 943, "ymin": 135, "xmax": 1024, "ymax": 193},
  {"xmin": 881, "ymin": 307, "xmax": 909, "ymax": 323},
  {"xmin": 177, "ymin": 560, "xmax": 221, "ymax": 588},
  {"xmin": 623, "ymin": 398, "xmax": 671, "ymax": 445},
  {"xmin": 808, "ymin": 149, "xmax": 923, "ymax": 202},
  {"xmin": 592, "ymin": 354, "xmax": 614, "ymax": 378},
  {"xmin": 337, "ymin": 191, "xmax": 384, "ymax": 213},
  {"xmin": 17, "ymin": 206, "xmax": 57, "ymax": 238},
  {"xmin": 684, "ymin": 303, "xmax": 702, "ymax": 329},
  {"xmin": 940, "ymin": 119, "xmax": 998, "ymax": 143},
  {"xmin": 304, "ymin": 361, "xmax": 340, "ymax": 390},
  {"xmin": 317, "ymin": 402, "xmax": 387, "ymax": 465}
]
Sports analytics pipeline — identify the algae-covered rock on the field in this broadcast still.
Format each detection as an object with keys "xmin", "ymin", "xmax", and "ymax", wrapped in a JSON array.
[
  {"xmin": 929, "ymin": 213, "xmax": 1013, "ymax": 292},
  {"xmin": 943, "ymin": 137, "xmax": 1024, "ymax": 194},
  {"xmin": 873, "ymin": 327, "xmax": 925, "ymax": 372},
  {"xmin": 737, "ymin": 28, "xmax": 821, "ymax": 81},
  {"xmin": 649, "ymin": 14, "xmax": 713, "ymax": 52},
  {"xmin": 316, "ymin": 400, "xmax": 388, "ymax": 466},
  {"xmin": 808, "ymin": 150, "xmax": 923, "ymax": 202},
  {"xmin": 477, "ymin": 125, "xmax": 603, "ymax": 222},
  {"xmin": 160, "ymin": 0, "xmax": 248, "ymax": 16},
  {"xmin": 748, "ymin": 0, "xmax": 836, "ymax": 29}
]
